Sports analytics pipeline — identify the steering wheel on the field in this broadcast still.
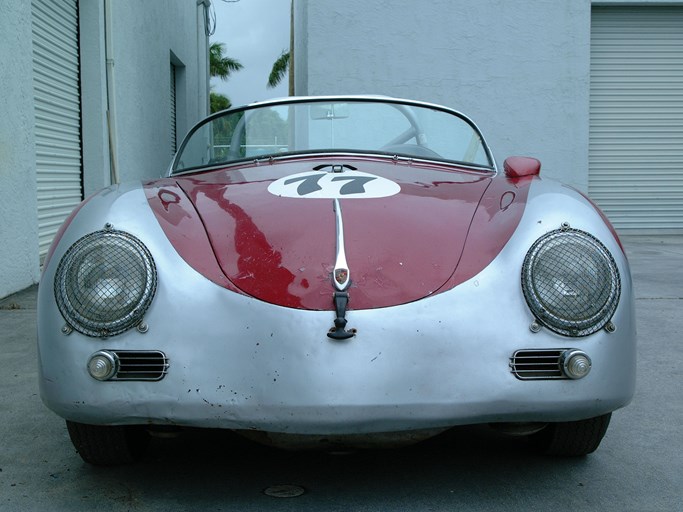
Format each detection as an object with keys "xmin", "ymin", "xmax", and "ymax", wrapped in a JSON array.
[{"xmin": 379, "ymin": 104, "xmax": 440, "ymax": 158}]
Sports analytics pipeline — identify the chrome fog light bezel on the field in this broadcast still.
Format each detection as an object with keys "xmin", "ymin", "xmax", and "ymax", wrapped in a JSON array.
[
  {"xmin": 560, "ymin": 349, "xmax": 592, "ymax": 380},
  {"xmin": 87, "ymin": 350, "xmax": 119, "ymax": 381},
  {"xmin": 521, "ymin": 228, "xmax": 620, "ymax": 337},
  {"xmin": 54, "ymin": 229, "xmax": 157, "ymax": 337}
]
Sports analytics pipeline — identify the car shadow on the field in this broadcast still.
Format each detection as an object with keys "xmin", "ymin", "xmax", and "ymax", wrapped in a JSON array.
[{"xmin": 66, "ymin": 425, "xmax": 594, "ymax": 510}]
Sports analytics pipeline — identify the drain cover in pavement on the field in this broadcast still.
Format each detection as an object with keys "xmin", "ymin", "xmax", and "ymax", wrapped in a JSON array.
[{"xmin": 263, "ymin": 484, "xmax": 305, "ymax": 498}]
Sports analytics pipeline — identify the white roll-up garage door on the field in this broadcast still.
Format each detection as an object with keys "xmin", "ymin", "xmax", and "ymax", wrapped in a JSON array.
[
  {"xmin": 32, "ymin": 0, "xmax": 82, "ymax": 257},
  {"xmin": 590, "ymin": 7, "xmax": 683, "ymax": 234}
]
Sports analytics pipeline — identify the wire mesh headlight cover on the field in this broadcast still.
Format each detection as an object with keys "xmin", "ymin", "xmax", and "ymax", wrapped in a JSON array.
[
  {"xmin": 521, "ymin": 228, "xmax": 620, "ymax": 337},
  {"xmin": 54, "ymin": 229, "xmax": 157, "ymax": 337}
]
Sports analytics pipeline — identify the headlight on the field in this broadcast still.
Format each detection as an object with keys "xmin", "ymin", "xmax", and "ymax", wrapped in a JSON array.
[
  {"xmin": 54, "ymin": 229, "xmax": 157, "ymax": 337},
  {"xmin": 521, "ymin": 228, "xmax": 620, "ymax": 337}
]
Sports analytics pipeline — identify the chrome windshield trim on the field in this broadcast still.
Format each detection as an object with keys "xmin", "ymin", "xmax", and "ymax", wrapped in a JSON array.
[
  {"xmin": 169, "ymin": 95, "xmax": 498, "ymax": 176},
  {"xmin": 169, "ymin": 151, "xmax": 497, "ymax": 178}
]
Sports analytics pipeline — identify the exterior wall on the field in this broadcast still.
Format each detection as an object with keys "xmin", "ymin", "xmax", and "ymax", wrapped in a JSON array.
[
  {"xmin": 81, "ymin": 0, "xmax": 210, "ymax": 192},
  {"xmin": 294, "ymin": 0, "xmax": 592, "ymax": 188},
  {"xmin": 0, "ymin": 0, "xmax": 209, "ymax": 299},
  {"xmin": 80, "ymin": 0, "xmax": 111, "ymax": 196},
  {"xmin": 106, "ymin": 0, "xmax": 209, "ymax": 185},
  {"xmin": 294, "ymin": 0, "xmax": 683, "ymax": 193},
  {"xmin": 0, "ymin": 2, "xmax": 41, "ymax": 298}
]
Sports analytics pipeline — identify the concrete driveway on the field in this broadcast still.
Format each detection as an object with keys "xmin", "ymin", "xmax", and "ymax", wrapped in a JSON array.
[{"xmin": 1, "ymin": 236, "xmax": 681, "ymax": 511}]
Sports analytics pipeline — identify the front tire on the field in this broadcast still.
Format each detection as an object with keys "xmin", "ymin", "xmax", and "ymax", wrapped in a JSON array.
[
  {"xmin": 66, "ymin": 421, "xmax": 149, "ymax": 465},
  {"xmin": 529, "ymin": 413, "xmax": 612, "ymax": 456}
]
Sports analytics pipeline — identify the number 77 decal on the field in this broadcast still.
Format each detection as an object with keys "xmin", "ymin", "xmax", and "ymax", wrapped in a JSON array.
[{"xmin": 269, "ymin": 170, "xmax": 400, "ymax": 199}]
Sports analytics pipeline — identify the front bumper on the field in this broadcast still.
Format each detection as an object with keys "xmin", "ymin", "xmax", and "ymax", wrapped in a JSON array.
[{"xmin": 37, "ymin": 182, "xmax": 636, "ymax": 434}]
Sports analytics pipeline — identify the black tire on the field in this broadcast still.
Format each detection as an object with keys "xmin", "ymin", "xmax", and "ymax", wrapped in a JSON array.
[
  {"xmin": 66, "ymin": 421, "xmax": 149, "ymax": 465},
  {"xmin": 529, "ymin": 413, "xmax": 612, "ymax": 456}
]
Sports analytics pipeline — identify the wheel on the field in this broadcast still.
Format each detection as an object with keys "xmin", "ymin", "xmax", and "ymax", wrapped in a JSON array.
[
  {"xmin": 528, "ymin": 413, "xmax": 612, "ymax": 456},
  {"xmin": 66, "ymin": 421, "xmax": 149, "ymax": 465}
]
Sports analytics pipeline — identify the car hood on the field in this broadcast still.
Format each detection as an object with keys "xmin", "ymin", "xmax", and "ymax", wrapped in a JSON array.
[{"xmin": 146, "ymin": 157, "xmax": 529, "ymax": 310}]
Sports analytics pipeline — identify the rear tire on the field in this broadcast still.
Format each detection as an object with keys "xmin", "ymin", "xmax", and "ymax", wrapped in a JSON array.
[
  {"xmin": 66, "ymin": 421, "xmax": 149, "ymax": 465},
  {"xmin": 529, "ymin": 413, "xmax": 612, "ymax": 456}
]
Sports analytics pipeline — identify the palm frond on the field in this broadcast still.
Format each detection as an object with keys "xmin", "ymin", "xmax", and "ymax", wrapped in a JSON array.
[
  {"xmin": 267, "ymin": 50, "xmax": 290, "ymax": 88},
  {"xmin": 210, "ymin": 42, "xmax": 243, "ymax": 81}
]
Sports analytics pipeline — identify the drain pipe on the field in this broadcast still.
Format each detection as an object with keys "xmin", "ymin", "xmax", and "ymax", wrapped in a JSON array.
[
  {"xmin": 198, "ymin": 0, "xmax": 211, "ymax": 116},
  {"xmin": 104, "ymin": 0, "xmax": 120, "ymax": 185}
]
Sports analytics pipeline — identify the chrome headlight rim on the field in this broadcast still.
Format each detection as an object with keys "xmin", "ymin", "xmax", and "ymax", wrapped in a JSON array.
[
  {"xmin": 54, "ymin": 229, "xmax": 157, "ymax": 337},
  {"xmin": 522, "ymin": 228, "xmax": 620, "ymax": 337}
]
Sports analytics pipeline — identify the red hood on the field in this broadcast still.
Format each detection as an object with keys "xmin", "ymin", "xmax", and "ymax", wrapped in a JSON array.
[{"xmin": 145, "ymin": 157, "xmax": 530, "ymax": 310}]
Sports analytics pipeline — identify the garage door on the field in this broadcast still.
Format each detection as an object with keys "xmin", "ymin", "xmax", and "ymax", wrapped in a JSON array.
[
  {"xmin": 590, "ymin": 7, "xmax": 683, "ymax": 234},
  {"xmin": 32, "ymin": 0, "xmax": 83, "ymax": 258}
]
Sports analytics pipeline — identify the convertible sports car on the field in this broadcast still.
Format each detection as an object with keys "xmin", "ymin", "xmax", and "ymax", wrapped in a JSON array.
[{"xmin": 38, "ymin": 96, "xmax": 635, "ymax": 465}]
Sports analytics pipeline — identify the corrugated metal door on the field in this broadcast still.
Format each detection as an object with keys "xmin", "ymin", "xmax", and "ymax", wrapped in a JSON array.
[
  {"xmin": 32, "ymin": 0, "xmax": 83, "ymax": 257},
  {"xmin": 590, "ymin": 7, "xmax": 683, "ymax": 234}
]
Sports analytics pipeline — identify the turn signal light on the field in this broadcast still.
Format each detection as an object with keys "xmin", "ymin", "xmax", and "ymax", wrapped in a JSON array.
[
  {"xmin": 87, "ymin": 350, "xmax": 118, "ymax": 381},
  {"xmin": 561, "ymin": 350, "xmax": 591, "ymax": 380}
]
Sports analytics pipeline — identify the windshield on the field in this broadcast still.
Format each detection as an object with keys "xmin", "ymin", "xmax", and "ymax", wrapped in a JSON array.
[{"xmin": 172, "ymin": 98, "xmax": 493, "ymax": 174}]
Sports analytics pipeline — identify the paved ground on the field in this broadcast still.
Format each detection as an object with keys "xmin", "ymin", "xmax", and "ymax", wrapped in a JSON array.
[{"xmin": 1, "ymin": 236, "xmax": 681, "ymax": 511}]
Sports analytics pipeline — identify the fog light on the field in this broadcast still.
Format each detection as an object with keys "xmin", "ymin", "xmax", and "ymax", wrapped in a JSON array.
[
  {"xmin": 88, "ymin": 351, "xmax": 118, "ymax": 381},
  {"xmin": 561, "ymin": 350, "xmax": 591, "ymax": 380}
]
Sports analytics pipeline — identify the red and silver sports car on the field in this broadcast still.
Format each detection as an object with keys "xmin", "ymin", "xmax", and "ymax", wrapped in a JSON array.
[{"xmin": 38, "ymin": 96, "xmax": 635, "ymax": 464}]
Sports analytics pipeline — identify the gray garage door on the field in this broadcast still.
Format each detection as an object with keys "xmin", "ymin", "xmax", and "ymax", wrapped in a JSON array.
[
  {"xmin": 32, "ymin": 0, "xmax": 83, "ymax": 258},
  {"xmin": 590, "ymin": 7, "xmax": 683, "ymax": 234}
]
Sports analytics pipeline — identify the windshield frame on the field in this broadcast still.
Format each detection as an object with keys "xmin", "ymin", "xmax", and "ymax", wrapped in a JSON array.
[{"xmin": 169, "ymin": 96, "xmax": 497, "ymax": 176}]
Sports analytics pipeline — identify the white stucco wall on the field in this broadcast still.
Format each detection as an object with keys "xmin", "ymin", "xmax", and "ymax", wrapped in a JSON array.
[
  {"xmin": 81, "ymin": 0, "xmax": 210, "ymax": 193},
  {"xmin": 294, "ymin": 0, "xmax": 592, "ymax": 189},
  {"xmin": 107, "ymin": 0, "xmax": 209, "ymax": 185},
  {"xmin": 0, "ymin": 2, "xmax": 41, "ymax": 298}
]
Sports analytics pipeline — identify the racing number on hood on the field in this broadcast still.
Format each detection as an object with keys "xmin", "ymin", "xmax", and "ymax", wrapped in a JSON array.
[{"xmin": 268, "ymin": 170, "xmax": 400, "ymax": 199}]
